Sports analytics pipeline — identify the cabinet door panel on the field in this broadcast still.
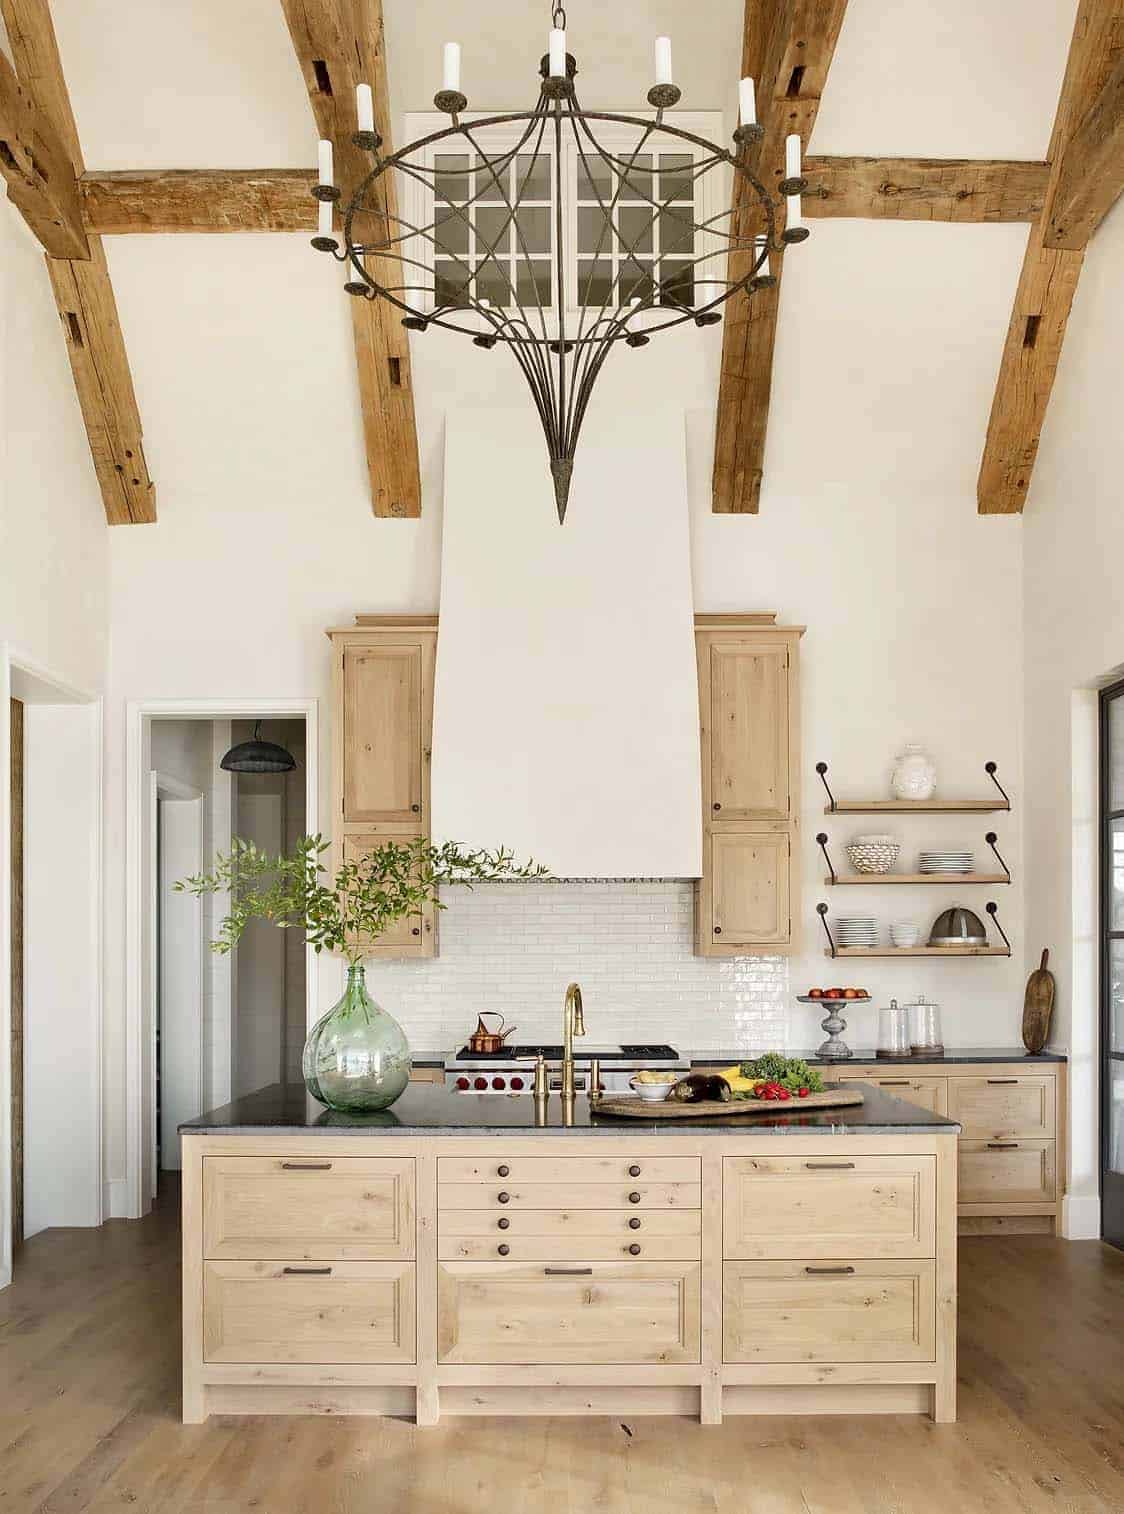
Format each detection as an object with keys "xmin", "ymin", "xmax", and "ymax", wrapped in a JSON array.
[
  {"xmin": 708, "ymin": 643, "xmax": 790, "ymax": 821},
  {"xmin": 709, "ymin": 830, "xmax": 790, "ymax": 947},
  {"xmin": 341, "ymin": 834, "xmax": 435, "ymax": 959},
  {"xmin": 437, "ymin": 1261, "xmax": 700, "ymax": 1364},
  {"xmin": 342, "ymin": 644, "xmax": 424, "ymax": 825}
]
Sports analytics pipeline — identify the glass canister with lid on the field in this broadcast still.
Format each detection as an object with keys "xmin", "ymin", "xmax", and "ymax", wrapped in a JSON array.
[
  {"xmin": 906, "ymin": 994, "xmax": 944, "ymax": 1057},
  {"xmin": 875, "ymin": 999, "xmax": 912, "ymax": 1060}
]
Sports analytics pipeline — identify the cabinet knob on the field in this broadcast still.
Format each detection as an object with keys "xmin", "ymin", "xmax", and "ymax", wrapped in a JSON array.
[
  {"xmin": 411, "ymin": 803, "xmax": 421, "ymax": 813},
  {"xmin": 628, "ymin": 1164, "xmax": 641, "ymax": 1177},
  {"xmin": 411, "ymin": 927, "xmax": 420, "ymax": 936},
  {"xmin": 713, "ymin": 802, "xmax": 722, "ymax": 811},
  {"xmin": 497, "ymin": 1164, "xmax": 510, "ymax": 1177},
  {"xmin": 497, "ymin": 1191, "xmax": 510, "ymax": 1204},
  {"xmin": 713, "ymin": 926, "xmax": 722, "ymax": 935},
  {"xmin": 628, "ymin": 1217, "xmax": 641, "ymax": 1230},
  {"xmin": 497, "ymin": 1217, "xmax": 510, "ymax": 1230},
  {"xmin": 628, "ymin": 1243, "xmax": 641, "ymax": 1256},
  {"xmin": 497, "ymin": 1244, "xmax": 510, "ymax": 1256},
  {"xmin": 628, "ymin": 1191, "xmax": 641, "ymax": 1204}
]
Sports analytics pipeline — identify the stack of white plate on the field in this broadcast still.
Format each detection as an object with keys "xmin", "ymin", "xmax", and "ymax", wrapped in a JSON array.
[
  {"xmin": 919, "ymin": 850, "xmax": 974, "ymax": 875},
  {"xmin": 835, "ymin": 915, "xmax": 879, "ymax": 947}
]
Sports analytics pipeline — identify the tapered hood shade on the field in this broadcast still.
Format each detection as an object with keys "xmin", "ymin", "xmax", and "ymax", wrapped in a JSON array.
[{"xmin": 220, "ymin": 721, "xmax": 296, "ymax": 774}]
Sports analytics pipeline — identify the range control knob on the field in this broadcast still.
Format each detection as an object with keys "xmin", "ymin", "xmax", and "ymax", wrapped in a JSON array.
[
  {"xmin": 492, "ymin": 1077, "xmax": 506, "ymax": 1090},
  {"xmin": 510, "ymin": 1077, "xmax": 524, "ymax": 1091},
  {"xmin": 455, "ymin": 1076, "xmax": 470, "ymax": 1090},
  {"xmin": 473, "ymin": 1076, "xmax": 488, "ymax": 1090}
]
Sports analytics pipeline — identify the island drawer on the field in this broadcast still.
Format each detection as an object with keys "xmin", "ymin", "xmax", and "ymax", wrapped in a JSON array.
[
  {"xmin": 437, "ymin": 1155, "xmax": 700, "ymax": 1185},
  {"xmin": 436, "ymin": 1260, "xmax": 701, "ymax": 1364},
  {"xmin": 440, "ymin": 1209, "xmax": 701, "ymax": 1262},
  {"xmin": 958, "ymin": 1140, "xmax": 1057, "ymax": 1205},
  {"xmin": 723, "ymin": 1154, "xmax": 936, "ymax": 1259},
  {"xmin": 439, "ymin": 1179, "xmax": 700, "ymax": 1212},
  {"xmin": 203, "ymin": 1261, "xmax": 415, "ymax": 1364},
  {"xmin": 723, "ymin": 1260, "xmax": 936, "ymax": 1363},
  {"xmin": 202, "ymin": 1156, "xmax": 415, "ymax": 1260},
  {"xmin": 947, "ymin": 1076, "xmax": 1055, "ymax": 1139}
]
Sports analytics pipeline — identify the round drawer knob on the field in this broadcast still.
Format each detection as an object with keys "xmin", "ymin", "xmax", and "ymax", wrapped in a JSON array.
[
  {"xmin": 497, "ymin": 1191, "xmax": 510, "ymax": 1204},
  {"xmin": 628, "ymin": 1243, "xmax": 641, "ymax": 1256},
  {"xmin": 628, "ymin": 1217, "xmax": 641, "ymax": 1230},
  {"xmin": 497, "ymin": 1164, "xmax": 510, "ymax": 1177},
  {"xmin": 628, "ymin": 1164, "xmax": 641, "ymax": 1177},
  {"xmin": 411, "ymin": 803, "xmax": 421, "ymax": 813},
  {"xmin": 497, "ymin": 1244, "xmax": 510, "ymax": 1256},
  {"xmin": 497, "ymin": 1216, "xmax": 510, "ymax": 1230},
  {"xmin": 411, "ymin": 927, "xmax": 420, "ymax": 936},
  {"xmin": 713, "ymin": 802, "xmax": 722, "ymax": 811},
  {"xmin": 628, "ymin": 1191, "xmax": 641, "ymax": 1204}
]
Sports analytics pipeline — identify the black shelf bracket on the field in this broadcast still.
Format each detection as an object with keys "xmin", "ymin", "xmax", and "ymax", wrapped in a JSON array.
[
  {"xmin": 815, "ymin": 762, "xmax": 837, "ymax": 811},
  {"xmin": 817, "ymin": 901, "xmax": 837, "ymax": 956},
  {"xmin": 984, "ymin": 761, "xmax": 1011, "ymax": 808},
  {"xmin": 986, "ymin": 900, "xmax": 1012, "ymax": 953},
  {"xmin": 985, "ymin": 831, "xmax": 1011, "ymax": 881},
  {"xmin": 817, "ymin": 832, "xmax": 837, "ymax": 883}
]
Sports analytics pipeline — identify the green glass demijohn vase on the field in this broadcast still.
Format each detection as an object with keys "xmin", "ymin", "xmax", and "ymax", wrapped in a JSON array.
[{"xmin": 302, "ymin": 964, "xmax": 411, "ymax": 1112}]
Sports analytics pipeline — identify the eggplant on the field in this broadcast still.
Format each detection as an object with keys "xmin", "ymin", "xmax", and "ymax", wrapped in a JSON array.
[{"xmin": 669, "ymin": 1073, "xmax": 732, "ymax": 1103}]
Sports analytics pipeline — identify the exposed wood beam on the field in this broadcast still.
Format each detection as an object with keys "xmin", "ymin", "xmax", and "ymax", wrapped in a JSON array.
[
  {"xmin": 81, "ymin": 169, "xmax": 318, "ymax": 234},
  {"xmin": 0, "ymin": 45, "xmax": 87, "ymax": 256},
  {"xmin": 1, "ymin": 0, "xmax": 154, "ymax": 522},
  {"xmin": 804, "ymin": 156, "xmax": 1050, "ymax": 223},
  {"xmin": 978, "ymin": 0, "xmax": 1124, "ymax": 514},
  {"xmin": 1043, "ymin": 49, "xmax": 1124, "ymax": 248},
  {"xmin": 712, "ymin": 0, "xmax": 850, "ymax": 514},
  {"xmin": 280, "ymin": 0, "xmax": 421, "ymax": 519}
]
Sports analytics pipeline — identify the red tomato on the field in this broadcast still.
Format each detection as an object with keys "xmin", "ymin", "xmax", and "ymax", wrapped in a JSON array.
[
  {"xmin": 778, "ymin": 1088, "xmax": 792, "ymax": 1101},
  {"xmin": 798, "ymin": 1087, "xmax": 810, "ymax": 1098}
]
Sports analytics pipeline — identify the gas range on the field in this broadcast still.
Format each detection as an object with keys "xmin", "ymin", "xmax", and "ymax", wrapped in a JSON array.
[{"xmin": 444, "ymin": 1043, "xmax": 687, "ymax": 1095}]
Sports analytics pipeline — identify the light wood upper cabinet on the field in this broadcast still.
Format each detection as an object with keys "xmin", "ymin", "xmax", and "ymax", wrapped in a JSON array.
[{"xmin": 695, "ymin": 616, "xmax": 804, "ymax": 957}]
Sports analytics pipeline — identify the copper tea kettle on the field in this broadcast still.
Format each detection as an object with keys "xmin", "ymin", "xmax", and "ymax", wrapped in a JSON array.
[{"xmin": 467, "ymin": 1012, "xmax": 517, "ymax": 1055}]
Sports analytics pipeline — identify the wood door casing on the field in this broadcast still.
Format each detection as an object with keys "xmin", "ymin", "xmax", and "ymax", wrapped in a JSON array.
[
  {"xmin": 341, "ymin": 643, "xmax": 425, "ymax": 826},
  {"xmin": 9, "ymin": 697, "xmax": 23, "ymax": 1255},
  {"xmin": 707, "ymin": 830, "xmax": 791, "ymax": 948},
  {"xmin": 707, "ymin": 642, "xmax": 790, "ymax": 822}
]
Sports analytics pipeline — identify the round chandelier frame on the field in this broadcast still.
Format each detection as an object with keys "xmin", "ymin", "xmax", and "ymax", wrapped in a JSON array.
[{"xmin": 312, "ymin": 6, "xmax": 809, "ymax": 522}]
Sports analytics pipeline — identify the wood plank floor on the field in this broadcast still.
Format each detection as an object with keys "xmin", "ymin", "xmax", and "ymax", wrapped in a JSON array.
[{"xmin": 2, "ymin": 1184, "xmax": 1123, "ymax": 1513}]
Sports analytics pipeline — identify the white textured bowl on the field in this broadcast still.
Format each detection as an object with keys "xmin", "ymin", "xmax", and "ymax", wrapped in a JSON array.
[
  {"xmin": 846, "ymin": 841, "xmax": 900, "ymax": 874},
  {"xmin": 630, "ymin": 1079, "xmax": 676, "ymax": 1102}
]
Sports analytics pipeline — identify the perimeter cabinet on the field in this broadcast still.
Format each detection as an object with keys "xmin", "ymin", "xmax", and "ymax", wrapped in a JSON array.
[
  {"xmin": 695, "ymin": 615, "xmax": 804, "ymax": 956},
  {"xmin": 328, "ymin": 617, "xmax": 438, "ymax": 958}
]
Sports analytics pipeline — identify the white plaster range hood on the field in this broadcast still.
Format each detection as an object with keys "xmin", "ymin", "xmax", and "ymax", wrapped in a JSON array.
[{"xmin": 431, "ymin": 404, "xmax": 702, "ymax": 878}]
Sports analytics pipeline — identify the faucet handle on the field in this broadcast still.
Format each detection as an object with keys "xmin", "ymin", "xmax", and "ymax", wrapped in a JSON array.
[{"xmin": 532, "ymin": 1053, "xmax": 548, "ymax": 1102}]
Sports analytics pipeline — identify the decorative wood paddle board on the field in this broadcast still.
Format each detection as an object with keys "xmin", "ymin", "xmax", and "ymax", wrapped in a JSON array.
[
  {"xmin": 594, "ymin": 1088, "xmax": 864, "ymax": 1119},
  {"xmin": 1022, "ymin": 948, "xmax": 1056, "ymax": 1054}
]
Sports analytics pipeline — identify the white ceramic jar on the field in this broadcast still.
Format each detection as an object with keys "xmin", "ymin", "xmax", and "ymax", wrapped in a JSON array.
[{"xmin": 891, "ymin": 744, "xmax": 937, "ymax": 801}]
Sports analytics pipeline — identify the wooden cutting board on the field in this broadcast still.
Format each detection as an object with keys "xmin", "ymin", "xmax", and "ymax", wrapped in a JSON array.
[
  {"xmin": 1022, "ymin": 948, "xmax": 1056, "ymax": 1054},
  {"xmin": 594, "ymin": 1088, "xmax": 865, "ymax": 1119}
]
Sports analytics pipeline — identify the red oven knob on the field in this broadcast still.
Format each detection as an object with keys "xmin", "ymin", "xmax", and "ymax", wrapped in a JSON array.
[
  {"xmin": 492, "ymin": 1076, "xmax": 506, "ymax": 1090},
  {"xmin": 510, "ymin": 1076, "xmax": 524, "ymax": 1090},
  {"xmin": 473, "ymin": 1076, "xmax": 488, "ymax": 1090},
  {"xmin": 455, "ymin": 1076, "xmax": 470, "ymax": 1090}
]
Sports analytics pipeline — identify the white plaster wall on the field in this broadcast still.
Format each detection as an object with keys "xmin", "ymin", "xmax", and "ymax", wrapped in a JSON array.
[{"xmin": 1021, "ymin": 198, "xmax": 1124, "ymax": 1238}]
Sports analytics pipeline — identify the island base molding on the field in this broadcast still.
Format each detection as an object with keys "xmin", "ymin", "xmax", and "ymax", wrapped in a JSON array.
[{"xmin": 182, "ymin": 1131, "xmax": 957, "ymax": 1427}]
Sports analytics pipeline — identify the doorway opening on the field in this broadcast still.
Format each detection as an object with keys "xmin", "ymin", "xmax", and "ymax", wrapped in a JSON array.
[{"xmin": 1099, "ymin": 680, "xmax": 1124, "ymax": 1249}]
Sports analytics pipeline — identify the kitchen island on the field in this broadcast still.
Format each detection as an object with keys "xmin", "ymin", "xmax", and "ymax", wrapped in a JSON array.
[{"xmin": 180, "ymin": 1083, "xmax": 958, "ymax": 1426}]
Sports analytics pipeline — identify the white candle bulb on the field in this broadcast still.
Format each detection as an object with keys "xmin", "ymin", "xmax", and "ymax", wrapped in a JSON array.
[
  {"xmin": 318, "ymin": 138, "xmax": 333, "ymax": 187},
  {"xmin": 442, "ymin": 42, "xmax": 461, "ymax": 92},
  {"xmin": 788, "ymin": 192, "xmax": 803, "ymax": 229},
  {"xmin": 738, "ymin": 76, "xmax": 756, "ymax": 126},
  {"xmin": 549, "ymin": 27, "xmax": 566, "ymax": 77},
  {"xmin": 356, "ymin": 83, "xmax": 374, "ymax": 133},
  {"xmin": 654, "ymin": 36, "xmax": 673, "ymax": 85},
  {"xmin": 318, "ymin": 196, "xmax": 332, "ymax": 236},
  {"xmin": 785, "ymin": 132, "xmax": 801, "ymax": 179}
]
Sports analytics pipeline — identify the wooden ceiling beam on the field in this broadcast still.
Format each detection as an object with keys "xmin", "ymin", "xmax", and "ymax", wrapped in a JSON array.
[
  {"xmin": 0, "ymin": 45, "xmax": 87, "ymax": 256},
  {"xmin": 1, "ymin": 0, "xmax": 154, "ymax": 523},
  {"xmin": 804, "ymin": 156, "xmax": 1050, "ymax": 223},
  {"xmin": 978, "ymin": 0, "xmax": 1124, "ymax": 514},
  {"xmin": 712, "ymin": 0, "xmax": 850, "ymax": 514},
  {"xmin": 1042, "ymin": 49, "xmax": 1124, "ymax": 248},
  {"xmin": 80, "ymin": 169, "xmax": 318, "ymax": 233},
  {"xmin": 280, "ymin": 0, "xmax": 421, "ymax": 519}
]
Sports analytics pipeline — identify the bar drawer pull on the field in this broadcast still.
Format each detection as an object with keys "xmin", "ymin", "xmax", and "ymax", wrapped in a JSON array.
[
  {"xmin": 880, "ymin": 1080, "xmax": 912, "ymax": 1086},
  {"xmin": 804, "ymin": 1265, "xmax": 855, "ymax": 1276},
  {"xmin": 545, "ymin": 1267, "xmax": 594, "ymax": 1276},
  {"xmin": 987, "ymin": 1078, "xmax": 1018, "ymax": 1085},
  {"xmin": 804, "ymin": 1162, "xmax": 855, "ymax": 1170},
  {"xmin": 280, "ymin": 1161, "xmax": 333, "ymax": 1171},
  {"xmin": 987, "ymin": 1142, "xmax": 1019, "ymax": 1150},
  {"xmin": 282, "ymin": 1266, "xmax": 333, "ymax": 1276}
]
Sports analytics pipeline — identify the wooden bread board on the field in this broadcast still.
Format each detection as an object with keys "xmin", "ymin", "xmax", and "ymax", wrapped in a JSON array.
[{"xmin": 594, "ymin": 1088, "xmax": 865, "ymax": 1119}]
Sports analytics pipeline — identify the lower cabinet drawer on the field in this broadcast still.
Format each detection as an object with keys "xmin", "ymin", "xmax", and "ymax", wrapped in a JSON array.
[
  {"xmin": 947, "ymin": 1076, "xmax": 1055, "ymax": 1139},
  {"xmin": 438, "ymin": 1181, "xmax": 700, "ymax": 1212},
  {"xmin": 437, "ymin": 1156, "xmax": 700, "ymax": 1185},
  {"xmin": 436, "ymin": 1261, "xmax": 701, "ymax": 1364},
  {"xmin": 958, "ymin": 1140, "xmax": 1057, "ymax": 1205},
  {"xmin": 203, "ymin": 1261, "xmax": 415, "ymax": 1364},
  {"xmin": 440, "ymin": 1209, "xmax": 702, "ymax": 1262},
  {"xmin": 722, "ymin": 1260, "xmax": 936, "ymax": 1364},
  {"xmin": 848, "ymin": 1076, "xmax": 948, "ymax": 1117}
]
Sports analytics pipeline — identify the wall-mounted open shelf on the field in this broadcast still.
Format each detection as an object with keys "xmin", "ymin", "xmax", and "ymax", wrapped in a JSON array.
[
  {"xmin": 816, "ymin": 761, "xmax": 1011, "ymax": 814},
  {"xmin": 817, "ymin": 831, "xmax": 1011, "ymax": 887},
  {"xmin": 816, "ymin": 901, "xmax": 1012, "ymax": 959}
]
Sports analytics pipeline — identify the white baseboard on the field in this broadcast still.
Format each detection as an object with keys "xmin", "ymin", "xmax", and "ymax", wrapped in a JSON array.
[
  {"xmin": 1061, "ymin": 1193, "xmax": 1101, "ymax": 1240},
  {"xmin": 104, "ymin": 1177, "xmax": 131, "ymax": 1220}
]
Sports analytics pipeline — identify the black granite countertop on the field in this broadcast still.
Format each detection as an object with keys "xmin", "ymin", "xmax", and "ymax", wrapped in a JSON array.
[
  {"xmin": 180, "ymin": 1080, "xmax": 959, "ymax": 1138},
  {"xmin": 690, "ymin": 1048, "xmax": 1066, "ymax": 1066}
]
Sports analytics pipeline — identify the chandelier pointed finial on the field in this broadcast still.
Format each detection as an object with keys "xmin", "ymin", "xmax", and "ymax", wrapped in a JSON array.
[{"xmin": 311, "ymin": 3, "xmax": 810, "ymax": 520}]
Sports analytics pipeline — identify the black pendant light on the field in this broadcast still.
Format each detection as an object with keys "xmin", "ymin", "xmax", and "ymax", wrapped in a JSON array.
[{"xmin": 220, "ymin": 721, "xmax": 297, "ymax": 774}]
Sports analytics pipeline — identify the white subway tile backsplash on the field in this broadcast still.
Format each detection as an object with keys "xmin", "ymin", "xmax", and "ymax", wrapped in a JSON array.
[{"xmin": 361, "ymin": 881, "xmax": 791, "ymax": 1059}]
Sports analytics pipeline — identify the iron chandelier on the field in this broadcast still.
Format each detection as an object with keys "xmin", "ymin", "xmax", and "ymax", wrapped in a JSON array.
[{"xmin": 311, "ymin": 3, "xmax": 809, "ymax": 522}]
